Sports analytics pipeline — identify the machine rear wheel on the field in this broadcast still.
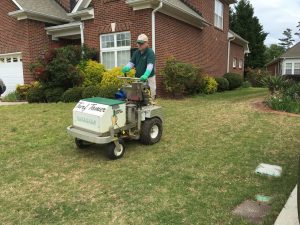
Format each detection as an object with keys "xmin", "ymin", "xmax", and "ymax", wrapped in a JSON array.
[
  {"xmin": 140, "ymin": 118, "xmax": 163, "ymax": 145},
  {"xmin": 107, "ymin": 139, "xmax": 125, "ymax": 160},
  {"xmin": 75, "ymin": 138, "xmax": 92, "ymax": 149}
]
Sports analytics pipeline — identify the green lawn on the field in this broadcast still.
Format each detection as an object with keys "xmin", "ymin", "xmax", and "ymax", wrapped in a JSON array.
[{"xmin": 0, "ymin": 88, "xmax": 299, "ymax": 225}]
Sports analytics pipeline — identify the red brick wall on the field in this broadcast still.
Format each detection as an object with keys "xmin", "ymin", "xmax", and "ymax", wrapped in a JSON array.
[
  {"xmin": 84, "ymin": 0, "xmax": 232, "ymax": 95},
  {"xmin": 229, "ymin": 42, "xmax": 244, "ymax": 75},
  {"xmin": 267, "ymin": 62, "xmax": 280, "ymax": 75},
  {"xmin": 0, "ymin": 0, "xmax": 66, "ymax": 84},
  {"xmin": 84, "ymin": 0, "xmax": 152, "ymax": 51},
  {"xmin": 155, "ymin": 0, "xmax": 230, "ymax": 93}
]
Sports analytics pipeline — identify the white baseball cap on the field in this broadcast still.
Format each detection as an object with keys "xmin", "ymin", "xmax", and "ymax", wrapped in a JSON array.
[{"xmin": 137, "ymin": 34, "xmax": 149, "ymax": 44}]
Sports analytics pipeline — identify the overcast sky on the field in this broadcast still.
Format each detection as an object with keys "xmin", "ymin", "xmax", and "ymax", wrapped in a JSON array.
[{"xmin": 248, "ymin": 0, "xmax": 300, "ymax": 46}]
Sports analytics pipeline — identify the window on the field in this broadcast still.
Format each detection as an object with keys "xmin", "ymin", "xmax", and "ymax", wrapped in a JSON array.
[
  {"xmin": 0, "ymin": 58, "xmax": 4, "ymax": 63},
  {"xmin": 233, "ymin": 58, "xmax": 237, "ymax": 68},
  {"xmin": 6, "ymin": 57, "xmax": 11, "ymax": 63},
  {"xmin": 214, "ymin": 0, "xmax": 224, "ymax": 29},
  {"xmin": 100, "ymin": 32, "xmax": 131, "ymax": 69},
  {"xmin": 285, "ymin": 63, "xmax": 292, "ymax": 74},
  {"xmin": 294, "ymin": 63, "xmax": 300, "ymax": 75},
  {"xmin": 239, "ymin": 59, "xmax": 243, "ymax": 69}
]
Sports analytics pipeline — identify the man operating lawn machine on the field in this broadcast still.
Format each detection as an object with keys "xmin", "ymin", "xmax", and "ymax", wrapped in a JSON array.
[
  {"xmin": 67, "ymin": 34, "xmax": 163, "ymax": 160},
  {"xmin": 122, "ymin": 34, "xmax": 157, "ymax": 99}
]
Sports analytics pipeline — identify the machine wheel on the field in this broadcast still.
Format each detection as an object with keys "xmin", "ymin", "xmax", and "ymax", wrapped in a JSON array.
[
  {"xmin": 107, "ymin": 139, "xmax": 125, "ymax": 160},
  {"xmin": 140, "ymin": 118, "xmax": 163, "ymax": 145},
  {"xmin": 75, "ymin": 138, "xmax": 92, "ymax": 149}
]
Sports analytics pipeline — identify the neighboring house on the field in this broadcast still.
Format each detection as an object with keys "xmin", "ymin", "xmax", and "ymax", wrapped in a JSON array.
[
  {"xmin": 0, "ymin": 0, "xmax": 249, "ymax": 95},
  {"xmin": 266, "ymin": 42, "xmax": 300, "ymax": 77}
]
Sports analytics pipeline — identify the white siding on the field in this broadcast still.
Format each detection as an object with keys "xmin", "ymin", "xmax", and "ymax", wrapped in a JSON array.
[{"xmin": 282, "ymin": 58, "xmax": 300, "ymax": 75}]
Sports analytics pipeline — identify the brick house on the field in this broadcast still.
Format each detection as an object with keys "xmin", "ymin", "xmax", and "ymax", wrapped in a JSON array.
[
  {"xmin": 0, "ymin": 0, "xmax": 249, "ymax": 95},
  {"xmin": 266, "ymin": 42, "xmax": 300, "ymax": 79}
]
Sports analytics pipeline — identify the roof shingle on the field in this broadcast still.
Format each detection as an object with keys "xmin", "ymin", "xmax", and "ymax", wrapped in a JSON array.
[{"xmin": 12, "ymin": 0, "xmax": 69, "ymax": 20}]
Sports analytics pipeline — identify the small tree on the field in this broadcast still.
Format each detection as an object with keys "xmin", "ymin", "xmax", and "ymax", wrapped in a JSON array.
[
  {"xmin": 264, "ymin": 44, "xmax": 285, "ymax": 63},
  {"xmin": 279, "ymin": 28, "xmax": 295, "ymax": 50}
]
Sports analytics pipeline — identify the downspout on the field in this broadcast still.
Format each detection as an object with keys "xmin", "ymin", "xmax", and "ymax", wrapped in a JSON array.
[
  {"xmin": 80, "ymin": 21, "xmax": 85, "ymax": 56},
  {"xmin": 152, "ymin": 1, "xmax": 163, "ymax": 53},
  {"xmin": 227, "ymin": 36, "xmax": 235, "ymax": 73}
]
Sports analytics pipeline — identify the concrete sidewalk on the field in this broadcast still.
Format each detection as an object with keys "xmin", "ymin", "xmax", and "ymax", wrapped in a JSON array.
[
  {"xmin": 274, "ymin": 185, "xmax": 299, "ymax": 225},
  {"xmin": 0, "ymin": 101, "xmax": 28, "ymax": 106}
]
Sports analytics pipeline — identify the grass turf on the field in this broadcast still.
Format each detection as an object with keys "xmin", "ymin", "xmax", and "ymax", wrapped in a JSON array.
[{"xmin": 0, "ymin": 88, "xmax": 299, "ymax": 225}]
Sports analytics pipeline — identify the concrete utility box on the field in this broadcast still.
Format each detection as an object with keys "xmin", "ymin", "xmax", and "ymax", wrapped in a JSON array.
[{"xmin": 73, "ymin": 97, "xmax": 126, "ymax": 134}]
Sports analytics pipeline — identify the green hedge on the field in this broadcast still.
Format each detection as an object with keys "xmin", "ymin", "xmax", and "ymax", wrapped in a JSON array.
[
  {"xmin": 44, "ymin": 87, "xmax": 64, "ymax": 103},
  {"xmin": 27, "ymin": 86, "xmax": 45, "ymax": 103},
  {"xmin": 82, "ymin": 86, "xmax": 101, "ymax": 99},
  {"xmin": 215, "ymin": 77, "xmax": 229, "ymax": 92},
  {"xmin": 223, "ymin": 73, "xmax": 243, "ymax": 90},
  {"xmin": 61, "ymin": 87, "xmax": 84, "ymax": 103}
]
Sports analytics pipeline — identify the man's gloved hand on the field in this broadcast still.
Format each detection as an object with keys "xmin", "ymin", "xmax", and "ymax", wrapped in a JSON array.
[
  {"xmin": 121, "ymin": 66, "xmax": 131, "ymax": 74},
  {"xmin": 140, "ymin": 70, "xmax": 151, "ymax": 82}
]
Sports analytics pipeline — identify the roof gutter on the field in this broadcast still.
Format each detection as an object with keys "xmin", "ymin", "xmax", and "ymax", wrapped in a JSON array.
[
  {"xmin": 227, "ymin": 36, "xmax": 235, "ymax": 73},
  {"xmin": 152, "ymin": 1, "xmax": 163, "ymax": 53}
]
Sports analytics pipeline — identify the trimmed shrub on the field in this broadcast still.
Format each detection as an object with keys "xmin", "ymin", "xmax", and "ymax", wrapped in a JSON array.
[
  {"xmin": 98, "ymin": 84, "xmax": 119, "ymax": 98},
  {"xmin": 61, "ymin": 87, "xmax": 84, "ymax": 103},
  {"xmin": 16, "ymin": 83, "xmax": 35, "ymax": 100},
  {"xmin": 282, "ymin": 82, "xmax": 300, "ymax": 100},
  {"xmin": 245, "ymin": 68, "xmax": 271, "ymax": 87},
  {"xmin": 223, "ymin": 73, "xmax": 243, "ymax": 90},
  {"xmin": 199, "ymin": 75, "xmax": 218, "ymax": 94},
  {"xmin": 242, "ymin": 81, "xmax": 252, "ymax": 88},
  {"xmin": 78, "ymin": 60, "xmax": 106, "ymax": 87},
  {"xmin": 215, "ymin": 77, "xmax": 229, "ymax": 92},
  {"xmin": 162, "ymin": 57, "xmax": 202, "ymax": 97},
  {"xmin": 27, "ymin": 86, "xmax": 45, "ymax": 103},
  {"xmin": 44, "ymin": 87, "xmax": 64, "ymax": 103},
  {"xmin": 82, "ymin": 86, "xmax": 102, "ymax": 98},
  {"xmin": 101, "ymin": 67, "xmax": 135, "ymax": 89}
]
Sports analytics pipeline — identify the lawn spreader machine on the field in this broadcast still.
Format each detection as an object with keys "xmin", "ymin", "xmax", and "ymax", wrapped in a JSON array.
[{"xmin": 67, "ymin": 77, "xmax": 163, "ymax": 160}]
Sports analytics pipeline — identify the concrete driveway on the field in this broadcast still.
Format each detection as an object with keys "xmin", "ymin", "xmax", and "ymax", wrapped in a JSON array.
[{"xmin": 0, "ymin": 101, "xmax": 28, "ymax": 106}]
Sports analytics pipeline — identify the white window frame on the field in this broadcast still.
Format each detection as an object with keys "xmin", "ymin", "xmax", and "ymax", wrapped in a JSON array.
[
  {"xmin": 239, "ymin": 59, "xmax": 243, "ymax": 69},
  {"xmin": 233, "ymin": 58, "xmax": 237, "ymax": 68},
  {"xmin": 214, "ymin": 0, "xmax": 224, "ymax": 30},
  {"xmin": 285, "ymin": 62, "xmax": 293, "ymax": 75},
  {"xmin": 100, "ymin": 31, "xmax": 131, "ymax": 69},
  {"xmin": 294, "ymin": 62, "xmax": 300, "ymax": 75}
]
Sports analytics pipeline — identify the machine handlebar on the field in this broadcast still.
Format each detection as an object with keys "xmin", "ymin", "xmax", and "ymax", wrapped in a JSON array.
[{"xmin": 117, "ymin": 76, "xmax": 141, "ymax": 81}]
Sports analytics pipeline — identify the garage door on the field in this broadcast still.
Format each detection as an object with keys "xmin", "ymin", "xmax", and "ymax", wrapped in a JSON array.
[{"xmin": 0, "ymin": 53, "xmax": 24, "ymax": 96}]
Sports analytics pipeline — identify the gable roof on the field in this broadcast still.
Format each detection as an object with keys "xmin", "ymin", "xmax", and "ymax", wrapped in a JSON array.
[
  {"xmin": 266, "ymin": 42, "xmax": 300, "ymax": 66},
  {"xmin": 281, "ymin": 42, "xmax": 300, "ymax": 58},
  {"xmin": 9, "ymin": 0, "xmax": 71, "ymax": 23}
]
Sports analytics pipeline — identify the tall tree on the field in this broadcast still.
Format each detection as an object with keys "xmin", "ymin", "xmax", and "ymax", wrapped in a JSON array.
[
  {"xmin": 230, "ymin": 0, "xmax": 268, "ymax": 68},
  {"xmin": 295, "ymin": 22, "xmax": 300, "ymax": 39},
  {"xmin": 279, "ymin": 28, "xmax": 295, "ymax": 49},
  {"xmin": 264, "ymin": 44, "xmax": 285, "ymax": 64}
]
